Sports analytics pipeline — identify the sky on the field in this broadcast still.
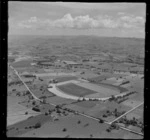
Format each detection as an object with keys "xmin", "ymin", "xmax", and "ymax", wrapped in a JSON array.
[{"xmin": 9, "ymin": 2, "xmax": 146, "ymax": 38}]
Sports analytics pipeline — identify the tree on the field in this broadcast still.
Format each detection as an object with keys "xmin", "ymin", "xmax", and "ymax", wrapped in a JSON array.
[
  {"xmin": 111, "ymin": 95, "xmax": 115, "ymax": 100},
  {"xmin": 141, "ymin": 126, "xmax": 144, "ymax": 134},
  {"xmin": 32, "ymin": 101, "xmax": 36, "ymax": 105},
  {"xmin": 106, "ymin": 110, "xmax": 110, "ymax": 114},
  {"xmin": 82, "ymin": 98, "xmax": 86, "ymax": 101},
  {"xmin": 103, "ymin": 114, "xmax": 107, "ymax": 118},
  {"xmin": 55, "ymin": 105, "xmax": 60, "ymax": 108},
  {"xmin": 56, "ymin": 109, "xmax": 61, "ymax": 114},
  {"xmin": 45, "ymin": 112, "xmax": 49, "ymax": 116},
  {"xmin": 62, "ymin": 128, "xmax": 67, "ymax": 132},
  {"xmin": 90, "ymin": 134, "xmax": 93, "ymax": 138},
  {"xmin": 32, "ymin": 107, "xmax": 40, "ymax": 112},
  {"xmin": 34, "ymin": 122, "xmax": 41, "ymax": 129},
  {"xmin": 12, "ymin": 89, "xmax": 16, "ymax": 92},
  {"xmin": 99, "ymin": 119, "xmax": 104, "ymax": 123},
  {"xmin": 110, "ymin": 123, "xmax": 119, "ymax": 130},
  {"xmin": 133, "ymin": 117, "xmax": 136, "ymax": 121},
  {"xmin": 106, "ymin": 128, "xmax": 111, "ymax": 132},
  {"xmin": 25, "ymin": 111, "xmax": 28, "ymax": 115},
  {"xmin": 42, "ymin": 98, "xmax": 47, "ymax": 104},
  {"xmin": 16, "ymin": 92, "xmax": 21, "ymax": 96},
  {"xmin": 78, "ymin": 120, "xmax": 81, "ymax": 124}
]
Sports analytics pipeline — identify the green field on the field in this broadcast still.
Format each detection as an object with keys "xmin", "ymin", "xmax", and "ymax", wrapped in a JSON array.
[
  {"xmin": 12, "ymin": 60, "xmax": 33, "ymax": 68},
  {"xmin": 57, "ymin": 83, "xmax": 96, "ymax": 97},
  {"xmin": 7, "ymin": 113, "xmax": 53, "ymax": 137},
  {"xmin": 98, "ymin": 83, "xmax": 128, "ymax": 93},
  {"xmin": 73, "ymin": 101, "xmax": 98, "ymax": 108},
  {"xmin": 55, "ymin": 76, "xmax": 78, "ymax": 83}
]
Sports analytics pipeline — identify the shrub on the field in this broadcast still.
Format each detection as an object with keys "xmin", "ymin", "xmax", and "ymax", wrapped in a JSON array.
[
  {"xmin": 25, "ymin": 111, "xmax": 28, "ymax": 115},
  {"xmin": 90, "ymin": 134, "xmax": 93, "ymax": 138},
  {"xmin": 34, "ymin": 122, "xmax": 41, "ymax": 129},
  {"xmin": 99, "ymin": 119, "xmax": 104, "ymax": 123},
  {"xmin": 29, "ymin": 126, "xmax": 33, "ymax": 129},
  {"xmin": 78, "ymin": 120, "xmax": 81, "ymax": 124},
  {"xmin": 12, "ymin": 89, "xmax": 16, "ymax": 91},
  {"xmin": 45, "ymin": 112, "xmax": 49, "ymax": 116},
  {"xmin": 106, "ymin": 128, "xmax": 111, "ymax": 132},
  {"xmin": 103, "ymin": 114, "xmax": 107, "ymax": 118},
  {"xmin": 25, "ymin": 126, "xmax": 28, "ymax": 129},
  {"xmin": 32, "ymin": 107, "xmax": 40, "ymax": 112},
  {"xmin": 62, "ymin": 128, "xmax": 67, "ymax": 132}
]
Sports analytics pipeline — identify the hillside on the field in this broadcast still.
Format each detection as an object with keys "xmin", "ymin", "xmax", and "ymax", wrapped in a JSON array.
[{"xmin": 8, "ymin": 35, "xmax": 145, "ymax": 58}]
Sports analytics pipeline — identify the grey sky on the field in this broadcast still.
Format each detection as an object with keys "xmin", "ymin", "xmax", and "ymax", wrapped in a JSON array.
[{"xmin": 9, "ymin": 2, "xmax": 146, "ymax": 38}]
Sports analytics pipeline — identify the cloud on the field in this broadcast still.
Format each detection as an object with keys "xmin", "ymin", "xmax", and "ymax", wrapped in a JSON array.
[
  {"xmin": 120, "ymin": 16, "xmax": 145, "ymax": 28},
  {"xmin": 50, "ymin": 13, "xmax": 145, "ymax": 29},
  {"xmin": 117, "ymin": 12, "xmax": 125, "ymax": 15},
  {"xmin": 42, "ymin": 2, "xmax": 145, "ymax": 11},
  {"xmin": 28, "ymin": 17, "xmax": 37, "ymax": 23},
  {"xmin": 13, "ymin": 13, "xmax": 145, "ymax": 31}
]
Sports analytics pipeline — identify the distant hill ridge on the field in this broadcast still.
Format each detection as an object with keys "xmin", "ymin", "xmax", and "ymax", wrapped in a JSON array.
[{"xmin": 8, "ymin": 35, "xmax": 144, "ymax": 57}]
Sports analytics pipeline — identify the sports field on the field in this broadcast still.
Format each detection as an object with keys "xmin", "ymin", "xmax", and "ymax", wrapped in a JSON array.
[
  {"xmin": 57, "ymin": 83, "xmax": 96, "ymax": 97},
  {"xmin": 75, "ymin": 82, "xmax": 120, "ymax": 98},
  {"xmin": 55, "ymin": 76, "xmax": 78, "ymax": 83},
  {"xmin": 57, "ymin": 80, "xmax": 123, "ymax": 98}
]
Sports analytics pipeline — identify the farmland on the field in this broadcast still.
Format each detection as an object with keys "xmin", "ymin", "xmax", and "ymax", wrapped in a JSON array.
[{"xmin": 7, "ymin": 35, "xmax": 144, "ymax": 138}]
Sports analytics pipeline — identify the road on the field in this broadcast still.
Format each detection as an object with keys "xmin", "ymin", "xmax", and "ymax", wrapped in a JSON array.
[
  {"xmin": 9, "ymin": 65, "xmax": 41, "ymax": 101},
  {"xmin": 77, "ymin": 111, "xmax": 143, "ymax": 136},
  {"xmin": 109, "ymin": 102, "xmax": 144, "ymax": 124},
  {"xmin": 8, "ymin": 64, "xmax": 143, "ymax": 136}
]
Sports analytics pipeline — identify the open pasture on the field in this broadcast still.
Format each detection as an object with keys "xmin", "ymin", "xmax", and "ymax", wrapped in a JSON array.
[
  {"xmin": 64, "ymin": 104, "xmax": 91, "ymax": 113},
  {"xmin": 126, "ymin": 105, "xmax": 143, "ymax": 121},
  {"xmin": 7, "ymin": 96, "xmax": 40, "ymax": 126},
  {"xmin": 55, "ymin": 76, "xmax": 78, "ymax": 83},
  {"xmin": 122, "ymin": 100, "xmax": 143, "ymax": 108},
  {"xmin": 7, "ymin": 113, "xmax": 53, "ymax": 137},
  {"xmin": 46, "ymin": 96, "xmax": 75, "ymax": 105},
  {"xmin": 73, "ymin": 101, "xmax": 98, "ymax": 108},
  {"xmin": 12, "ymin": 60, "xmax": 33, "ymax": 68},
  {"xmin": 17, "ymin": 114, "xmax": 110, "ymax": 138},
  {"xmin": 35, "ymin": 72, "xmax": 76, "ymax": 77},
  {"xmin": 88, "ymin": 75, "xmax": 112, "ymax": 82}
]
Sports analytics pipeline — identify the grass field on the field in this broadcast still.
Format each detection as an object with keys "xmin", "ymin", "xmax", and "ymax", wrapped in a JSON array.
[
  {"xmin": 12, "ymin": 60, "xmax": 33, "ymax": 68},
  {"xmin": 88, "ymin": 75, "xmax": 112, "ymax": 82},
  {"xmin": 88, "ymin": 76, "xmax": 128, "ymax": 93},
  {"xmin": 46, "ymin": 96, "xmax": 75, "ymax": 105},
  {"xmin": 57, "ymin": 83, "xmax": 96, "ymax": 97},
  {"xmin": 126, "ymin": 106, "xmax": 143, "ymax": 120},
  {"xmin": 18, "ymin": 114, "xmax": 142, "ymax": 139},
  {"xmin": 7, "ymin": 113, "xmax": 53, "ymax": 137},
  {"xmin": 7, "ymin": 96, "xmax": 40, "ymax": 126},
  {"xmin": 75, "ymin": 82, "xmax": 120, "ymax": 97},
  {"xmin": 73, "ymin": 101, "xmax": 98, "ymax": 108},
  {"xmin": 55, "ymin": 76, "xmax": 78, "ymax": 83},
  {"xmin": 97, "ymin": 83, "xmax": 128, "ymax": 93}
]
